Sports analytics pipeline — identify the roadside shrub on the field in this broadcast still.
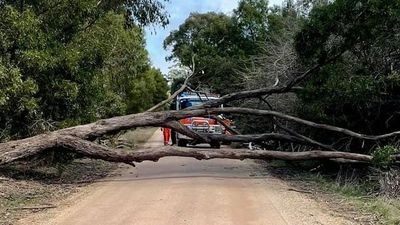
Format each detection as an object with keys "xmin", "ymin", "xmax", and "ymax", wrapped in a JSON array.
[{"xmin": 372, "ymin": 146, "xmax": 399, "ymax": 168}]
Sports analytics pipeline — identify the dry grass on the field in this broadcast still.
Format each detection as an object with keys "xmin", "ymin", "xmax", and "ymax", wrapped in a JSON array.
[
  {"xmin": 113, "ymin": 127, "xmax": 157, "ymax": 149},
  {"xmin": 0, "ymin": 159, "xmax": 115, "ymax": 225},
  {"xmin": 263, "ymin": 160, "xmax": 400, "ymax": 225}
]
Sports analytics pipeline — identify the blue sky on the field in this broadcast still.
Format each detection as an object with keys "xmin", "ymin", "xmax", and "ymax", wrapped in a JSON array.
[{"xmin": 145, "ymin": 0, "xmax": 284, "ymax": 75}]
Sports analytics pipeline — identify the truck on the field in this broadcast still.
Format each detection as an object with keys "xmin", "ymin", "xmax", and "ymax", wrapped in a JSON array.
[{"xmin": 172, "ymin": 92, "xmax": 232, "ymax": 149}]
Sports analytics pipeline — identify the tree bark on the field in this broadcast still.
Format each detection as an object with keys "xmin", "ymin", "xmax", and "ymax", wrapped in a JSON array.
[
  {"xmin": 2, "ymin": 106, "xmax": 400, "ymax": 166},
  {"xmin": 60, "ymin": 142, "xmax": 373, "ymax": 164},
  {"xmin": 1, "ymin": 134, "xmax": 374, "ymax": 166}
]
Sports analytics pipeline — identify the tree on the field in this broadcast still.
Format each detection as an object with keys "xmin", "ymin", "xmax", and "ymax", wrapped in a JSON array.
[
  {"xmin": 164, "ymin": 0, "xmax": 292, "ymax": 95},
  {"xmin": 0, "ymin": 62, "xmax": 38, "ymax": 140},
  {"xmin": 127, "ymin": 68, "xmax": 169, "ymax": 113},
  {"xmin": 3, "ymin": 0, "xmax": 400, "ymax": 175},
  {"xmin": 164, "ymin": 12, "xmax": 247, "ymax": 94},
  {"xmin": 233, "ymin": 0, "xmax": 269, "ymax": 46},
  {"xmin": 294, "ymin": 0, "xmax": 400, "ymax": 148},
  {"xmin": 238, "ymin": 0, "xmax": 400, "ymax": 152},
  {"xmin": 0, "ymin": 0, "xmax": 169, "ymax": 140},
  {"xmin": 2, "ymin": 78, "xmax": 400, "ymax": 167}
]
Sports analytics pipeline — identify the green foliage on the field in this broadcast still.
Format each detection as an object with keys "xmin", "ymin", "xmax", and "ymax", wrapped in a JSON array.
[
  {"xmin": 127, "ymin": 68, "xmax": 168, "ymax": 113},
  {"xmin": 296, "ymin": 0, "xmax": 400, "ymax": 64},
  {"xmin": 298, "ymin": 63, "xmax": 380, "ymax": 125},
  {"xmin": 294, "ymin": 0, "xmax": 400, "ymax": 145},
  {"xmin": 0, "ymin": 0, "xmax": 169, "ymax": 141},
  {"xmin": 164, "ymin": 12, "xmax": 242, "ymax": 93},
  {"xmin": 372, "ymin": 146, "xmax": 399, "ymax": 168},
  {"xmin": 0, "ymin": 61, "xmax": 38, "ymax": 140},
  {"xmin": 233, "ymin": 0, "xmax": 269, "ymax": 45},
  {"xmin": 164, "ymin": 1, "xmax": 271, "ymax": 94}
]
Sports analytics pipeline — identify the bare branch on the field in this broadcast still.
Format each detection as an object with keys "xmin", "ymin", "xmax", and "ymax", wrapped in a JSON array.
[
  {"xmin": 2, "ymin": 134, "xmax": 374, "ymax": 166},
  {"xmin": 276, "ymin": 124, "xmax": 336, "ymax": 151},
  {"xmin": 195, "ymin": 107, "xmax": 400, "ymax": 141},
  {"xmin": 209, "ymin": 115, "xmax": 241, "ymax": 135},
  {"xmin": 190, "ymin": 50, "xmax": 346, "ymax": 109},
  {"xmin": 258, "ymin": 97, "xmax": 335, "ymax": 151},
  {"xmin": 42, "ymin": 138, "xmax": 378, "ymax": 164},
  {"xmin": 147, "ymin": 55, "xmax": 196, "ymax": 112}
]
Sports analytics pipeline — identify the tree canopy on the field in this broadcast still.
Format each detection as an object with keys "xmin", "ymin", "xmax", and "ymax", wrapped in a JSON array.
[
  {"xmin": 164, "ymin": 0, "xmax": 271, "ymax": 95},
  {"xmin": 295, "ymin": 0, "xmax": 400, "ymax": 137},
  {"xmin": 164, "ymin": 0, "xmax": 400, "ymax": 154},
  {"xmin": 0, "ymin": 0, "xmax": 168, "ymax": 140}
]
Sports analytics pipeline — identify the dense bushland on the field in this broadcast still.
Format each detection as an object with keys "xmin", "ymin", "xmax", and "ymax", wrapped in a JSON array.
[{"xmin": 0, "ymin": 0, "xmax": 169, "ymax": 141}]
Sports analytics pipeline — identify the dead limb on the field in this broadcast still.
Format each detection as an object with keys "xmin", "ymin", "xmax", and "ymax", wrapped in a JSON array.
[
  {"xmin": 209, "ymin": 115, "xmax": 241, "ymax": 135},
  {"xmin": 2, "ymin": 135, "xmax": 375, "ymax": 166},
  {"xmin": 276, "ymin": 124, "xmax": 336, "ymax": 151},
  {"xmin": 208, "ymin": 133, "xmax": 307, "ymax": 145},
  {"xmin": 11, "ymin": 205, "xmax": 57, "ymax": 210},
  {"xmin": 147, "ymin": 56, "xmax": 196, "ymax": 112},
  {"xmin": 164, "ymin": 120, "xmax": 209, "ymax": 143},
  {"xmin": 2, "ymin": 106, "xmax": 400, "ymax": 166},
  {"xmin": 199, "ymin": 107, "xmax": 400, "ymax": 141},
  {"xmin": 79, "ymin": 146, "xmax": 372, "ymax": 164},
  {"xmin": 259, "ymin": 96, "xmax": 334, "ymax": 151},
  {"xmin": 190, "ymin": 51, "xmax": 346, "ymax": 109},
  {"xmin": 146, "ymin": 75, "xmax": 191, "ymax": 112},
  {"xmin": 0, "ymin": 131, "xmax": 321, "ymax": 165}
]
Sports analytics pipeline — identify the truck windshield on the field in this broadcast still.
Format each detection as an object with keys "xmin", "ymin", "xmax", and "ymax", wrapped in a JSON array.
[{"xmin": 179, "ymin": 99, "xmax": 205, "ymax": 109}]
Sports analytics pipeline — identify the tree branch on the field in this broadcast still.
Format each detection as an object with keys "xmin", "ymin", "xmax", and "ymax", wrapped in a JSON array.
[
  {"xmin": 2, "ymin": 106, "xmax": 399, "ymax": 161},
  {"xmin": 189, "ymin": 50, "xmax": 346, "ymax": 109},
  {"xmin": 197, "ymin": 107, "xmax": 400, "ymax": 141},
  {"xmin": 147, "ymin": 56, "xmax": 196, "ymax": 112},
  {"xmin": 209, "ymin": 115, "xmax": 241, "ymax": 135},
  {"xmin": 258, "ymin": 97, "xmax": 335, "ymax": 151},
  {"xmin": 3, "ymin": 135, "xmax": 374, "ymax": 166},
  {"xmin": 164, "ymin": 120, "xmax": 209, "ymax": 143}
]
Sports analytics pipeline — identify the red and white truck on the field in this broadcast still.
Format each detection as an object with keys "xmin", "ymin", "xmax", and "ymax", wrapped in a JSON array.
[{"xmin": 173, "ymin": 92, "xmax": 233, "ymax": 148}]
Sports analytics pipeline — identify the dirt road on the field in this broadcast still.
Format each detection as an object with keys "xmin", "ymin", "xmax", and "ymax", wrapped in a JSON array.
[{"xmin": 19, "ymin": 130, "xmax": 354, "ymax": 225}]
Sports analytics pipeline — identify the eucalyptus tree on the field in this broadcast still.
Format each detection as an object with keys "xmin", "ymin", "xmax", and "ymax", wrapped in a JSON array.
[{"xmin": 0, "ymin": 0, "xmax": 169, "ymax": 140}]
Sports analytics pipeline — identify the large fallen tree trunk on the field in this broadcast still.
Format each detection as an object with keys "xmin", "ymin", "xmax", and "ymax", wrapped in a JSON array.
[
  {"xmin": 0, "ymin": 134, "xmax": 375, "ymax": 166},
  {"xmin": 2, "ymin": 106, "xmax": 400, "ymax": 166},
  {"xmin": 0, "ymin": 130, "xmax": 321, "ymax": 165},
  {"xmin": 56, "ymin": 140, "xmax": 377, "ymax": 163}
]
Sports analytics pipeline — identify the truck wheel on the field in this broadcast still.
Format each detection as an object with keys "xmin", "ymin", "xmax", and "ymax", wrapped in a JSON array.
[
  {"xmin": 177, "ymin": 139, "xmax": 187, "ymax": 147},
  {"xmin": 210, "ymin": 141, "xmax": 221, "ymax": 149}
]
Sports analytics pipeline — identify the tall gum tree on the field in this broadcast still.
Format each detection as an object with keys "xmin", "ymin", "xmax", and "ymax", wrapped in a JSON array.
[{"xmin": 0, "ymin": 0, "xmax": 169, "ymax": 140}]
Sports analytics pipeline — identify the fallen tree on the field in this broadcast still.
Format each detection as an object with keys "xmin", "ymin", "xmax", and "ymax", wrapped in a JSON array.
[
  {"xmin": 0, "ymin": 133, "xmax": 378, "ymax": 166},
  {"xmin": 1, "ymin": 51, "xmax": 400, "ymax": 167},
  {"xmin": 1, "ymin": 105, "xmax": 400, "ymax": 166}
]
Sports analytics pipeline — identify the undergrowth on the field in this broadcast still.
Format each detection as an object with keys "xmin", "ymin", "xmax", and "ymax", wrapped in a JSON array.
[{"xmin": 265, "ymin": 160, "xmax": 400, "ymax": 225}]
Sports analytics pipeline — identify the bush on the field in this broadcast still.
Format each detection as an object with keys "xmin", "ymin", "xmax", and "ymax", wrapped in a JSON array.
[{"xmin": 372, "ymin": 145, "xmax": 399, "ymax": 168}]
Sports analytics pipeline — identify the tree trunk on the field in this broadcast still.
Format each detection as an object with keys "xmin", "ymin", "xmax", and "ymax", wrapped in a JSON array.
[{"xmin": 2, "ymin": 106, "xmax": 400, "ymax": 166}]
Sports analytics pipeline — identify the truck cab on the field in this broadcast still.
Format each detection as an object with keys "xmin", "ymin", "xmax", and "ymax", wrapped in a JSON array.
[{"xmin": 174, "ymin": 92, "xmax": 225, "ymax": 148}]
